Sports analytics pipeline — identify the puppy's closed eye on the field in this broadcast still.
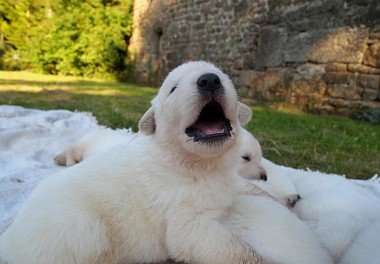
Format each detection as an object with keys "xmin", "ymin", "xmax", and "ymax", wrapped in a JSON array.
[
  {"xmin": 242, "ymin": 155, "xmax": 251, "ymax": 162},
  {"xmin": 170, "ymin": 86, "xmax": 177, "ymax": 94}
]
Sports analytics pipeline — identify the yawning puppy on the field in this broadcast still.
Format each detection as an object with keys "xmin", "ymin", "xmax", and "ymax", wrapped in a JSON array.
[{"xmin": 0, "ymin": 61, "xmax": 266, "ymax": 264}]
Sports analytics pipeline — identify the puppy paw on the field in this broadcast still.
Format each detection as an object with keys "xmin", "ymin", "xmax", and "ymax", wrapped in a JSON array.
[
  {"xmin": 285, "ymin": 194, "xmax": 301, "ymax": 208},
  {"xmin": 54, "ymin": 152, "xmax": 67, "ymax": 166}
]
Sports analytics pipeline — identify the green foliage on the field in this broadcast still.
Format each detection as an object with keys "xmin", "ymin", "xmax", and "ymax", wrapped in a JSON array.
[{"xmin": 0, "ymin": 0, "xmax": 133, "ymax": 77}]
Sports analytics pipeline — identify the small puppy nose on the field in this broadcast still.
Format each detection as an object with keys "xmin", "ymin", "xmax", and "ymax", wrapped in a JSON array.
[
  {"xmin": 197, "ymin": 73, "xmax": 222, "ymax": 92},
  {"xmin": 260, "ymin": 173, "xmax": 267, "ymax": 181}
]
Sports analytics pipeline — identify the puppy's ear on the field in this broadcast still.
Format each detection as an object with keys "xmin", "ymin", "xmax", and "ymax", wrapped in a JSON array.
[
  {"xmin": 238, "ymin": 102, "xmax": 252, "ymax": 126},
  {"xmin": 138, "ymin": 107, "xmax": 156, "ymax": 135}
]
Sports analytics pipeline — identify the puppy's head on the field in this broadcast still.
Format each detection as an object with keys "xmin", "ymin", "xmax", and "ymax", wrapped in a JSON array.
[
  {"xmin": 238, "ymin": 128, "xmax": 267, "ymax": 181},
  {"xmin": 139, "ymin": 61, "xmax": 252, "ymax": 158}
]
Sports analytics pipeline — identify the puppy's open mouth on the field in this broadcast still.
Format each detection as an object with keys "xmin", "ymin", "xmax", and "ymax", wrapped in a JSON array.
[{"xmin": 185, "ymin": 101, "xmax": 232, "ymax": 143}]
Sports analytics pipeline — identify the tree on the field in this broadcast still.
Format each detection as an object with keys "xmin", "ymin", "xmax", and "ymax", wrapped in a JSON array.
[{"xmin": 0, "ymin": 0, "xmax": 133, "ymax": 78}]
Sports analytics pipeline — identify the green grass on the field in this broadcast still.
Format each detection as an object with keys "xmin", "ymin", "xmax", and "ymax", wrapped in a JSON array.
[
  {"xmin": 0, "ymin": 71, "xmax": 379, "ymax": 179},
  {"xmin": 0, "ymin": 71, "xmax": 156, "ymax": 129}
]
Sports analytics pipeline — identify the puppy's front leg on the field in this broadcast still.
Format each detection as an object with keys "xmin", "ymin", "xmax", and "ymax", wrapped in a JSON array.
[
  {"xmin": 241, "ymin": 182, "xmax": 301, "ymax": 208},
  {"xmin": 166, "ymin": 209, "xmax": 267, "ymax": 264},
  {"xmin": 239, "ymin": 181, "xmax": 279, "ymax": 202}
]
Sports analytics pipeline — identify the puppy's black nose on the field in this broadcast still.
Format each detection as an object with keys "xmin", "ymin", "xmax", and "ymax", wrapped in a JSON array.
[
  {"xmin": 260, "ymin": 173, "xmax": 267, "ymax": 181},
  {"xmin": 197, "ymin": 73, "xmax": 222, "ymax": 92}
]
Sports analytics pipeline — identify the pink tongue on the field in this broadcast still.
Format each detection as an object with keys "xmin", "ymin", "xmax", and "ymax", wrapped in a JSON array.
[{"xmin": 197, "ymin": 121, "xmax": 224, "ymax": 135}]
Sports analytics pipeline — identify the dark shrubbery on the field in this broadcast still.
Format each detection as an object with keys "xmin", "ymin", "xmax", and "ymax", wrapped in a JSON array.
[{"xmin": 0, "ymin": 0, "xmax": 133, "ymax": 78}]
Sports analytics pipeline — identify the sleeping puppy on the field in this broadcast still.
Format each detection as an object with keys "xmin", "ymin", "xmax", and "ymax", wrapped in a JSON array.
[
  {"xmin": 237, "ymin": 128, "xmax": 301, "ymax": 208},
  {"xmin": 237, "ymin": 128, "xmax": 267, "ymax": 181},
  {"xmin": 0, "ymin": 61, "xmax": 267, "ymax": 264}
]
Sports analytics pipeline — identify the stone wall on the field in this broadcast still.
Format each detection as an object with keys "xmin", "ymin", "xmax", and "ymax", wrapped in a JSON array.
[{"xmin": 129, "ymin": 0, "xmax": 380, "ymax": 114}]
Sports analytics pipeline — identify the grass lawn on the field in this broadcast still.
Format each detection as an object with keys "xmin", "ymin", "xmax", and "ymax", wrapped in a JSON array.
[{"xmin": 0, "ymin": 70, "xmax": 379, "ymax": 179}]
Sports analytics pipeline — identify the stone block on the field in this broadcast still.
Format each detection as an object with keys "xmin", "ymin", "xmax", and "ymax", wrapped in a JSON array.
[
  {"xmin": 240, "ymin": 70, "xmax": 261, "ymax": 86},
  {"xmin": 336, "ymin": 107, "xmax": 351, "ymax": 116},
  {"xmin": 256, "ymin": 26, "xmax": 287, "ymax": 69},
  {"xmin": 264, "ymin": 68, "xmax": 292, "ymax": 89},
  {"xmin": 296, "ymin": 63, "xmax": 325, "ymax": 79},
  {"xmin": 284, "ymin": 27, "xmax": 368, "ymax": 64},
  {"xmin": 369, "ymin": 32, "xmax": 380, "ymax": 39},
  {"xmin": 347, "ymin": 64, "xmax": 380, "ymax": 74},
  {"xmin": 356, "ymin": 74, "xmax": 379, "ymax": 90},
  {"xmin": 235, "ymin": 58, "xmax": 245, "ymax": 70},
  {"xmin": 328, "ymin": 85, "xmax": 362, "ymax": 100},
  {"xmin": 240, "ymin": 68, "xmax": 293, "ymax": 100},
  {"xmin": 315, "ymin": 104, "xmax": 335, "ymax": 114},
  {"xmin": 239, "ymin": 70, "xmax": 266, "ymax": 97},
  {"xmin": 328, "ymin": 85, "xmax": 345, "ymax": 98},
  {"xmin": 363, "ymin": 43, "xmax": 380, "ymax": 68},
  {"xmin": 284, "ymin": 31, "xmax": 316, "ymax": 63},
  {"xmin": 323, "ymin": 72, "xmax": 354, "ymax": 84},
  {"xmin": 362, "ymin": 89, "xmax": 378, "ymax": 101},
  {"xmin": 347, "ymin": 100, "xmax": 380, "ymax": 110},
  {"xmin": 326, "ymin": 63, "xmax": 347, "ymax": 72},
  {"xmin": 328, "ymin": 98, "xmax": 349, "ymax": 107}
]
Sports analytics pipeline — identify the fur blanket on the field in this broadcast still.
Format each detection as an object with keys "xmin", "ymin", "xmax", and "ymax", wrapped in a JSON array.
[{"xmin": 0, "ymin": 105, "xmax": 128, "ymax": 233}]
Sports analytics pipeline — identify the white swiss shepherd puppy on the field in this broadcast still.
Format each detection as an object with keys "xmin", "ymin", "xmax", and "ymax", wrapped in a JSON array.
[{"xmin": 0, "ymin": 61, "xmax": 268, "ymax": 264}]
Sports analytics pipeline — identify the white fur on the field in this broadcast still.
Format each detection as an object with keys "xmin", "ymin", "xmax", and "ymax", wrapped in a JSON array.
[
  {"xmin": 339, "ymin": 221, "xmax": 380, "ymax": 264},
  {"xmin": 54, "ymin": 128, "xmax": 136, "ymax": 166},
  {"xmin": 229, "ymin": 131, "xmax": 333, "ymax": 264},
  {"xmin": 227, "ymin": 133, "xmax": 380, "ymax": 263},
  {"xmin": 52, "ymin": 126, "xmax": 333, "ymax": 263},
  {"xmin": 225, "ymin": 196, "xmax": 332, "ymax": 264},
  {"xmin": 238, "ymin": 129, "xmax": 266, "ymax": 180},
  {"xmin": 261, "ymin": 159, "xmax": 380, "ymax": 262},
  {"xmin": 0, "ymin": 61, "xmax": 267, "ymax": 264}
]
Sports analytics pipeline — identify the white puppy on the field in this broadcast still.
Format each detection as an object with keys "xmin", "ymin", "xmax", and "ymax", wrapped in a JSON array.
[
  {"xmin": 237, "ymin": 129, "xmax": 301, "ymax": 207},
  {"xmin": 261, "ymin": 159, "xmax": 380, "ymax": 263},
  {"xmin": 226, "ymin": 130, "xmax": 333, "ymax": 264},
  {"xmin": 0, "ymin": 61, "xmax": 267, "ymax": 264},
  {"xmin": 226, "ymin": 196, "xmax": 333, "ymax": 264},
  {"xmin": 237, "ymin": 129, "xmax": 267, "ymax": 181},
  {"xmin": 339, "ymin": 221, "xmax": 380, "ymax": 264}
]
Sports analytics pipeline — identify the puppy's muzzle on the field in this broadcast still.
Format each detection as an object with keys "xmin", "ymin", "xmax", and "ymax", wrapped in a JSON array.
[
  {"xmin": 197, "ymin": 73, "xmax": 223, "ymax": 93},
  {"xmin": 260, "ymin": 173, "xmax": 267, "ymax": 181},
  {"xmin": 185, "ymin": 72, "xmax": 232, "ymax": 144}
]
